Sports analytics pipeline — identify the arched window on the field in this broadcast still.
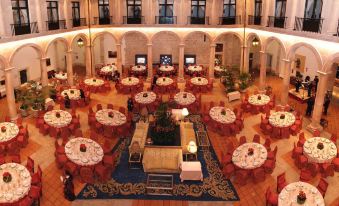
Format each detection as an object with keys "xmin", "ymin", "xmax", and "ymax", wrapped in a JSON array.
[{"xmin": 223, "ymin": 0, "xmax": 236, "ymax": 17}]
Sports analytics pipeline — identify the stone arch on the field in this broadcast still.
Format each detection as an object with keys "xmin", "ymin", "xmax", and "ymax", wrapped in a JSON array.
[
  {"xmin": 264, "ymin": 36, "xmax": 287, "ymax": 58},
  {"xmin": 91, "ymin": 31, "xmax": 118, "ymax": 45},
  {"xmin": 70, "ymin": 33, "xmax": 90, "ymax": 47},
  {"xmin": 151, "ymin": 31, "xmax": 182, "ymax": 43},
  {"xmin": 287, "ymin": 42, "xmax": 323, "ymax": 70},
  {"xmin": 9, "ymin": 43, "xmax": 44, "ymax": 65},
  {"xmin": 119, "ymin": 30, "xmax": 150, "ymax": 43},
  {"xmin": 213, "ymin": 31, "xmax": 244, "ymax": 45},
  {"xmin": 0, "ymin": 55, "xmax": 8, "ymax": 70},
  {"xmin": 246, "ymin": 32, "xmax": 263, "ymax": 51},
  {"xmin": 323, "ymin": 52, "xmax": 339, "ymax": 73},
  {"xmin": 44, "ymin": 37, "xmax": 70, "ymax": 54},
  {"xmin": 183, "ymin": 31, "xmax": 213, "ymax": 43}
]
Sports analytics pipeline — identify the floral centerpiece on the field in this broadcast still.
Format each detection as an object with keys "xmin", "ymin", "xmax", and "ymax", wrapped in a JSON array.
[
  {"xmin": 317, "ymin": 142, "xmax": 324, "ymax": 150},
  {"xmin": 1, "ymin": 126, "xmax": 6, "ymax": 133},
  {"xmin": 108, "ymin": 111, "xmax": 114, "ymax": 118},
  {"xmin": 280, "ymin": 114, "xmax": 285, "ymax": 119},
  {"xmin": 257, "ymin": 95, "xmax": 261, "ymax": 100},
  {"xmin": 163, "ymin": 78, "xmax": 166, "ymax": 82},
  {"xmin": 93, "ymin": 79, "xmax": 97, "ymax": 82},
  {"xmin": 128, "ymin": 77, "xmax": 132, "ymax": 81},
  {"xmin": 221, "ymin": 109, "xmax": 226, "ymax": 115},
  {"xmin": 80, "ymin": 144, "xmax": 87, "ymax": 152},
  {"xmin": 183, "ymin": 93, "xmax": 187, "ymax": 98},
  {"xmin": 247, "ymin": 148, "xmax": 254, "ymax": 156},
  {"xmin": 3, "ymin": 172, "xmax": 12, "ymax": 183},
  {"xmin": 70, "ymin": 90, "xmax": 74, "ymax": 94},
  {"xmin": 198, "ymin": 78, "xmax": 201, "ymax": 81},
  {"xmin": 297, "ymin": 190, "xmax": 307, "ymax": 204},
  {"xmin": 143, "ymin": 93, "xmax": 148, "ymax": 97},
  {"xmin": 55, "ymin": 112, "xmax": 61, "ymax": 118},
  {"xmin": 62, "ymin": 73, "xmax": 66, "ymax": 76}
]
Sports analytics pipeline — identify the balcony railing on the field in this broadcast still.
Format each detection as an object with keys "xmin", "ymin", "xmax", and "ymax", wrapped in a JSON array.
[
  {"xmin": 11, "ymin": 22, "xmax": 39, "ymax": 36},
  {"xmin": 294, "ymin": 17, "xmax": 323, "ymax": 33},
  {"xmin": 219, "ymin": 16, "xmax": 241, "ymax": 25},
  {"xmin": 267, "ymin": 16, "xmax": 287, "ymax": 28},
  {"xmin": 248, "ymin": 15, "xmax": 261, "ymax": 25},
  {"xmin": 187, "ymin": 16, "xmax": 209, "ymax": 25},
  {"xmin": 155, "ymin": 16, "xmax": 177, "ymax": 24},
  {"xmin": 72, "ymin": 18, "xmax": 87, "ymax": 27},
  {"xmin": 123, "ymin": 16, "xmax": 144, "ymax": 24},
  {"xmin": 93, "ymin": 16, "xmax": 113, "ymax": 25},
  {"xmin": 46, "ymin": 20, "xmax": 66, "ymax": 31}
]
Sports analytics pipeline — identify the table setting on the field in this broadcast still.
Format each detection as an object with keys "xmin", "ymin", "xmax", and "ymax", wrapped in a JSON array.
[
  {"xmin": 62, "ymin": 89, "xmax": 81, "ymax": 100},
  {"xmin": 55, "ymin": 72, "xmax": 67, "ymax": 81},
  {"xmin": 269, "ymin": 111, "xmax": 296, "ymax": 128},
  {"xmin": 95, "ymin": 109, "xmax": 127, "ymax": 127},
  {"xmin": 209, "ymin": 107, "xmax": 236, "ymax": 124},
  {"xmin": 156, "ymin": 77, "xmax": 173, "ymax": 86},
  {"xmin": 134, "ymin": 91, "xmax": 156, "ymax": 105},
  {"xmin": 132, "ymin": 65, "xmax": 146, "ymax": 72},
  {"xmin": 0, "ymin": 122, "xmax": 19, "ymax": 144},
  {"xmin": 65, "ymin": 137, "xmax": 104, "ymax": 166},
  {"xmin": 232, "ymin": 143, "xmax": 267, "ymax": 170},
  {"xmin": 121, "ymin": 77, "xmax": 140, "ymax": 86},
  {"xmin": 190, "ymin": 77, "xmax": 208, "ymax": 86},
  {"xmin": 159, "ymin": 65, "xmax": 174, "ymax": 72},
  {"xmin": 248, "ymin": 94, "xmax": 270, "ymax": 106},
  {"xmin": 188, "ymin": 65, "xmax": 202, "ymax": 72},
  {"xmin": 0, "ymin": 163, "xmax": 32, "ymax": 203},
  {"xmin": 44, "ymin": 110, "xmax": 72, "ymax": 128},
  {"xmin": 303, "ymin": 137, "xmax": 337, "ymax": 164},
  {"xmin": 84, "ymin": 78, "xmax": 105, "ymax": 87},
  {"xmin": 174, "ymin": 92, "xmax": 196, "ymax": 106},
  {"xmin": 278, "ymin": 181, "xmax": 325, "ymax": 206},
  {"xmin": 100, "ymin": 65, "xmax": 117, "ymax": 74}
]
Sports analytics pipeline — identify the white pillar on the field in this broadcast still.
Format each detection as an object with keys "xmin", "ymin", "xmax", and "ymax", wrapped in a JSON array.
[
  {"xmin": 63, "ymin": 0, "xmax": 71, "ymax": 28},
  {"xmin": 209, "ymin": 44, "xmax": 216, "ymax": 79},
  {"xmin": 85, "ymin": 45, "xmax": 92, "ymax": 77},
  {"xmin": 40, "ymin": 58, "xmax": 49, "ymax": 86},
  {"xmin": 280, "ymin": 59, "xmax": 291, "ymax": 106},
  {"xmin": 178, "ymin": 43, "xmax": 185, "ymax": 82},
  {"xmin": 240, "ymin": 46, "xmax": 249, "ymax": 73},
  {"xmin": 66, "ymin": 50, "xmax": 74, "ymax": 86},
  {"xmin": 147, "ymin": 43, "xmax": 153, "ymax": 81},
  {"xmin": 116, "ymin": 44, "xmax": 122, "ymax": 75},
  {"xmin": 4, "ymin": 67, "xmax": 18, "ymax": 120},
  {"xmin": 259, "ymin": 51, "xmax": 267, "ymax": 92},
  {"xmin": 307, "ymin": 71, "xmax": 329, "ymax": 132}
]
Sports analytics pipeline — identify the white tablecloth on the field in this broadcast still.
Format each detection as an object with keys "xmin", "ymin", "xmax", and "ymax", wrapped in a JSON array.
[
  {"xmin": 174, "ymin": 92, "xmax": 196, "ymax": 106},
  {"xmin": 269, "ymin": 111, "xmax": 296, "ymax": 128},
  {"xmin": 62, "ymin": 89, "xmax": 81, "ymax": 100},
  {"xmin": 303, "ymin": 137, "xmax": 337, "ymax": 164},
  {"xmin": 232, "ymin": 143, "xmax": 267, "ymax": 170},
  {"xmin": 214, "ymin": 66, "xmax": 223, "ymax": 72},
  {"xmin": 248, "ymin": 94, "xmax": 270, "ymax": 106},
  {"xmin": 95, "ymin": 109, "xmax": 127, "ymax": 126},
  {"xmin": 132, "ymin": 65, "xmax": 146, "ymax": 72},
  {"xmin": 156, "ymin": 77, "xmax": 173, "ymax": 86},
  {"xmin": 134, "ymin": 92, "xmax": 156, "ymax": 104},
  {"xmin": 0, "ymin": 122, "xmax": 19, "ymax": 143},
  {"xmin": 44, "ymin": 110, "xmax": 72, "ymax": 128},
  {"xmin": 188, "ymin": 66, "xmax": 202, "ymax": 72},
  {"xmin": 121, "ymin": 77, "xmax": 139, "ymax": 86},
  {"xmin": 101, "ymin": 65, "xmax": 117, "ymax": 74},
  {"xmin": 0, "ymin": 163, "xmax": 31, "ymax": 203},
  {"xmin": 279, "ymin": 182, "xmax": 325, "ymax": 206},
  {"xmin": 55, "ymin": 72, "xmax": 67, "ymax": 80},
  {"xmin": 159, "ymin": 65, "xmax": 174, "ymax": 72},
  {"xmin": 190, "ymin": 77, "xmax": 208, "ymax": 86},
  {"xmin": 209, "ymin": 107, "xmax": 236, "ymax": 124},
  {"xmin": 65, "ymin": 138, "xmax": 104, "ymax": 166},
  {"xmin": 84, "ymin": 78, "xmax": 104, "ymax": 87},
  {"xmin": 180, "ymin": 161, "xmax": 203, "ymax": 182}
]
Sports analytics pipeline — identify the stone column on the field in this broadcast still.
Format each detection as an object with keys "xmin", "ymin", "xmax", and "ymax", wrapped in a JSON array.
[
  {"xmin": 40, "ymin": 58, "xmax": 49, "ymax": 86},
  {"xmin": 85, "ymin": 45, "xmax": 92, "ymax": 77},
  {"xmin": 307, "ymin": 71, "xmax": 329, "ymax": 132},
  {"xmin": 116, "ymin": 43, "xmax": 123, "ymax": 75},
  {"xmin": 240, "ymin": 46, "xmax": 249, "ymax": 73},
  {"xmin": 66, "ymin": 50, "xmax": 74, "ymax": 86},
  {"xmin": 63, "ymin": 0, "xmax": 71, "ymax": 29},
  {"xmin": 147, "ymin": 43, "xmax": 153, "ymax": 81},
  {"xmin": 178, "ymin": 43, "xmax": 185, "ymax": 82},
  {"xmin": 280, "ymin": 59, "xmax": 292, "ymax": 106},
  {"xmin": 209, "ymin": 44, "xmax": 216, "ymax": 79},
  {"xmin": 4, "ymin": 67, "xmax": 18, "ymax": 120},
  {"xmin": 259, "ymin": 51, "xmax": 267, "ymax": 92}
]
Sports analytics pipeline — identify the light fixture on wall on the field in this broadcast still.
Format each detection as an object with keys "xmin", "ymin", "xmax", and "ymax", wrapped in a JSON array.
[
  {"xmin": 77, "ymin": 38, "xmax": 84, "ymax": 47},
  {"xmin": 252, "ymin": 38, "xmax": 259, "ymax": 47}
]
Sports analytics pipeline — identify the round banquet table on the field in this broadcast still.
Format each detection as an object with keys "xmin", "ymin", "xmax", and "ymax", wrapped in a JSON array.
[
  {"xmin": 121, "ymin": 77, "xmax": 140, "ymax": 86},
  {"xmin": 55, "ymin": 72, "xmax": 67, "ymax": 81},
  {"xmin": 95, "ymin": 109, "xmax": 127, "ymax": 127},
  {"xmin": 0, "ymin": 163, "xmax": 32, "ymax": 204},
  {"xmin": 190, "ymin": 77, "xmax": 208, "ymax": 86},
  {"xmin": 278, "ymin": 181, "xmax": 325, "ymax": 206},
  {"xmin": 62, "ymin": 89, "xmax": 81, "ymax": 100},
  {"xmin": 209, "ymin": 107, "xmax": 236, "ymax": 124},
  {"xmin": 44, "ymin": 110, "xmax": 72, "ymax": 128},
  {"xmin": 232, "ymin": 143, "xmax": 268, "ymax": 170},
  {"xmin": 156, "ymin": 77, "xmax": 173, "ymax": 86},
  {"xmin": 100, "ymin": 65, "xmax": 117, "ymax": 75},
  {"xmin": 174, "ymin": 92, "xmax": 196, "ymax": 106},
  {"xmin": 0, "ymin": 122, "xmax": 19, "ymax": 145},
  {"xmin": 159, "ymin": 65, "xmax": 174, "ymax": 72},
  {"xmin": 134, "ymin": 91, "xmax": 156, "ymax": 105},
  {"xmin": 269, "ymin": 111, "xmax": 296, "ymax": 128},
  {"xmin": 188, "ymin": 66, "xmax": 202, "ymax": 73},
  {"xmin": 84, "ymin": 78, "xmax": 105, "ymax": 87},
  {"xmin": 65, "ymin": 137, "xmax": 104, "ymax": 166},
  {"xmin": 303, "ymin": 137, "xmax": 337, "ymax": 164},
  {"xmin": 248, "ymin": 94, "xmax": 270, "ymax": 111},
  {"xmin": 131, "ymin": 65, "xmax": 146, "ymax": 72}
]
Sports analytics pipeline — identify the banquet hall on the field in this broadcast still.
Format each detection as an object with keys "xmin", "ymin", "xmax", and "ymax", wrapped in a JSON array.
[{"xmin": 0, "ymin": 0, "xmax": 339, "ymax": 205}]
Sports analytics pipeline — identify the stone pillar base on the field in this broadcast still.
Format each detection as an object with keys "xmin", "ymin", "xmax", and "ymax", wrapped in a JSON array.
[
  {"xmin": 306, "ymin": 122, "xmax": 323, "ymax": 134},
  {"xmin": 258, "ymin": 89, "xmax": 266, "ymax": 94},
  {"xmin": 177, "ymin": 77, "xmax": 185, "ymax": 83},
  {"xmin": 146, "ymin": 77, "xmax": 152, "ymax": 82},
  {"xmin": 10, "ymin": 114, "xmax": 19, "ymax": 121}
]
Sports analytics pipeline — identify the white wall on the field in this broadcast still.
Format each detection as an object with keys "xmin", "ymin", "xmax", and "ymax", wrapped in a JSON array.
[
  {"xmin": 266, "ymin": 40, "xmax": 283, "ymax": 76},
  {"xmin": 216, "ymin": 34, "xmax": 241, "ymax": 68},
  {"xmin": 72, "ymin": 39, "xmax": 85, "ymax": 66},
  {"xmin": 46, "ymin": 41, "xmax": 67, "ymax": 72},
  {"xmin": 122, "ymin": 33, "xmax": 147, "ymax": 66},
  {"xmin": 152, "ymin": 33, "xmax": 180, "ymax": 64},
  {"xmin": 93, "ymin": 34, "xmax": 116, "ymax": 66},
  {"xmin": 291, "ymin": 46, "xmax": 319, "ymax": 80},
  {"xmin": 184, "ymin": 32, "xmax": 211, "ymax": 66}
]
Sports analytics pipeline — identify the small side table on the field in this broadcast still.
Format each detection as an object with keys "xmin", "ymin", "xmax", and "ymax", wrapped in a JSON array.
[
  {"xmin": 129, "ymin": 152, "xmax": 142, "ymax": 169},
  {"xmin": 184, "ymin": 153, "xmax": 197, "ymax": 161}
]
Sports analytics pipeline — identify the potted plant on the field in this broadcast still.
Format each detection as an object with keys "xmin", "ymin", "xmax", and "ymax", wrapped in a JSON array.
[
  {"xmin": 238, "ymin": 72, "xmax": 251, "ymax": 92},
  {"xmin": 222, "ymin": 68, "xmax": 236, "ymax": 93}
]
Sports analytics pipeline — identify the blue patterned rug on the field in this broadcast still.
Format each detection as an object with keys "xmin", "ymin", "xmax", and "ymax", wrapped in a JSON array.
[{"xmin": 77, "ymin": 115, "xmax": 239, "ymax": 201}]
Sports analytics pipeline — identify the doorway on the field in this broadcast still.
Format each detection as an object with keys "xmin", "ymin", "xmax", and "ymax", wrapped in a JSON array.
[{"xmin": 19, "ymin": 69, "xmax": 28, "ymax": 84}]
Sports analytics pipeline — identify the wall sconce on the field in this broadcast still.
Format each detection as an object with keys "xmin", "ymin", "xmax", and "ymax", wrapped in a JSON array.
[
  {"xmin": 252, "ymin": 38, "xmax": 259, "ymax": 47},
  {"xmin": 182, "ymin": 108, "xmax": 189, "ymax": 117},
  {"xmin": 77, "ymin": 38, "xmax": 84, "ymax": 47},
  {"xmin": 187, "ymin": 141, "xmax": 197, "ymax": 154}
]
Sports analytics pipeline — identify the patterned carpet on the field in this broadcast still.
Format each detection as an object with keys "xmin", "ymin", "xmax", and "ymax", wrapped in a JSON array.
[{"xmin": 77, "ymin": 115, "xmax": 239, "ymax": 201}]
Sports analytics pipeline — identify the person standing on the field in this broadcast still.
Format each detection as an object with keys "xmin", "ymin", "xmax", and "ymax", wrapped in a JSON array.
[
  {"xmin": 127, "ymin": 97, "xmax": 134, "ymax": 112},
  {"xmin": 323, "ymin": 93, "xmax": 331, "ymax": 115},
  {"xmin": 306, "ymin": 95, "xmax": 315, "ymax": 117},
  {"xmin": 61, "ymin": 171, "xmax": 75, "ymax": 201},
  {"xmin": 295, "ymin": 78, "xmax": 301, "ymax": 93},
  {"xmin": 64, "ymin": 94, "xmax": 71, "ymax": 109},
  {"xmin": 313, "ymin": 76, "xmax": 319, "ymax": 92},
  {"xmin": 307, "ymin": 82, "xmax": 313, "ymax": 97},
  {"xmin": 151, "ymin": 75, "xmax": 158, "ymax": 91}
]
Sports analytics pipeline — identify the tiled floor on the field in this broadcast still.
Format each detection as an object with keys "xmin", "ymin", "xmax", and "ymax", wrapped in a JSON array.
[{"xmin": 0, "ymin": 74, "xmax": 338, "ymax": 206}]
